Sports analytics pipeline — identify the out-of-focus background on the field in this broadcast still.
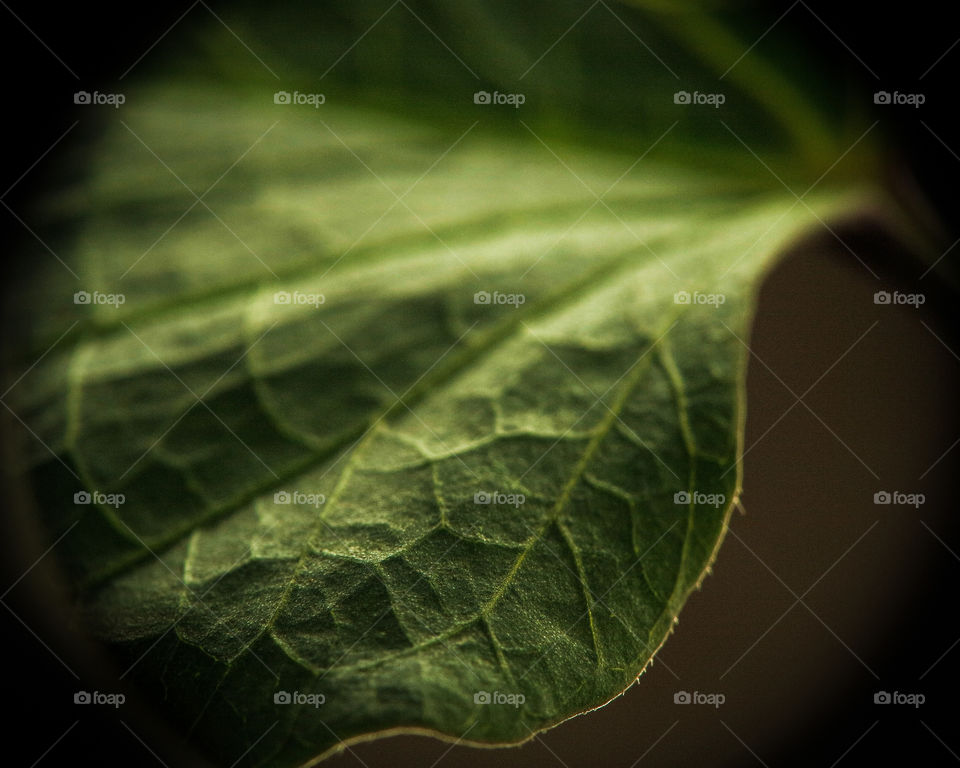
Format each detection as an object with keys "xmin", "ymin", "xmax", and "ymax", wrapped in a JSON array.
[{"xmin": 2, "ymin": 2, "xmax": 958, "ymax": 766}]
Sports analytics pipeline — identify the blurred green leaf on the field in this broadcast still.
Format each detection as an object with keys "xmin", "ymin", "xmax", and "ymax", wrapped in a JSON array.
[{"xmin": 11, "ymin": 1, "xmax": 885, "ymax": 765}]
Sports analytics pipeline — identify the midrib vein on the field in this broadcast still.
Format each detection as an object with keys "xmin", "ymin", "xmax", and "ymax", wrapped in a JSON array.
[{"xmin": 35, "ymin": 190, "xmax": 733, "ymax": 350}]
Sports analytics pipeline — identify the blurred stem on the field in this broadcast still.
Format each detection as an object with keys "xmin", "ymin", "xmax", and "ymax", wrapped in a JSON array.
[{"xmin": 627, "ymin": 1, "xmax": 838, "ymax": 172}]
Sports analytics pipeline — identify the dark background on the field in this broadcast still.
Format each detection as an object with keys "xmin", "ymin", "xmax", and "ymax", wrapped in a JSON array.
[{"xmin": 1, "ymin": 1, "xmax": 959, "ymax": 766}]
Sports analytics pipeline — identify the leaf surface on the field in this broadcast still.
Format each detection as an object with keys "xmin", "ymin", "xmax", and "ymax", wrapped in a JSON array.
[{"xmin": 11, "ymin": 2, "xmax": 879, "ymax": 765}]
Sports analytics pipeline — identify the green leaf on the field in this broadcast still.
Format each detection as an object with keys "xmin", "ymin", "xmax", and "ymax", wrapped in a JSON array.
[{"xmin": 10, "ymin": 2, "xmax": 887, "ymax": 766}]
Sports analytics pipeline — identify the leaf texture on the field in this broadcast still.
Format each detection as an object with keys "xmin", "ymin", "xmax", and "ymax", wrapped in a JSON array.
[{"xmin": 9, "ymin": 2, "xmax": 876, "ymax": 765}]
